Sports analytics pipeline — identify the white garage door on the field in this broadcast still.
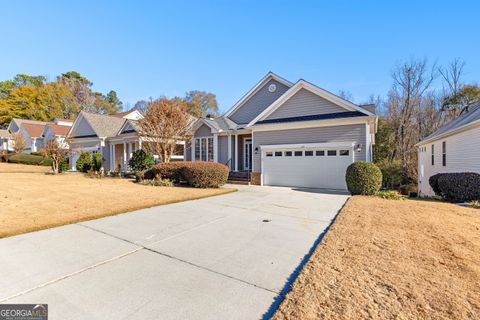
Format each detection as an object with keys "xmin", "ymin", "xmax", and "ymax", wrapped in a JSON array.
[{"xmin": 261, "ymin": 144, "xmax": 354, "ymax": 190}]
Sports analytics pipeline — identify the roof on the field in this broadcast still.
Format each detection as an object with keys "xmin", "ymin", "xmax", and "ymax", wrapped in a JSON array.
[
  {"xmin": 0, "ymin": 129, "xmax": 11, "ymax": 138},
  {"xmin": 418, "ymin": 104, "xmax": 480, "ymax": 145},
  {"xmin": 55, "ymin": 118, "xmax": 74, "ymax": 122},
  {"xmin": 45, "ymin": 124, "xmax": 71, "ymax": 136},
  {"xmin": 255, "ymin": 111, "xmax": 368, "ymax": 125},
  {"xmin": 118, "ymin": 119, "xmax": 140, "ymax": 135},
  {"xmin": 203, "ymin": 116, "xmax": 238, "ymax": 131},
  {"xmin": 21, "ymin": 123, "xmax": 46, "ymax": 138},
  {"xmin": 80, "ymin": 111, "xmax": 126, "ymax": 138},
  {"xmin": 111, "ymin": 111, "xmax": 132, "ymax": 118}
]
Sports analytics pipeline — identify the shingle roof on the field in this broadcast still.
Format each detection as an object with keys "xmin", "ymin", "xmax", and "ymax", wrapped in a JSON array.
[
  {"xmin": 203, "ymin": 116, "xmax": 239, "ymax": 131},
  {"xmin": 46, "ymin": 124, "xmax": 71, "ymax": 136},
  {"xmin": 21, "ymin": 123, "xmax": 46, "ymax": 138},
  {"xmin": 419, "ymin": 104, "xmax": 480, "ymax": 144},
  {"xmin": 81, "ymin": 111, "xmax": 126, "ymax": 138},
  {"xmin": 255, "ymin": 111, "xmax": 367, "ymax": 125},
  {"xmin": 119, "ymin": 119, "xmax": 139, "ymax": 135}
]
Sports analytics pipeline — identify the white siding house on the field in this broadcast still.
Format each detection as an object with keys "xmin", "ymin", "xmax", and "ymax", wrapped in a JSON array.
[{"xmin": 417, "ymin": 105, "xmax": 480, "ymax": 196}]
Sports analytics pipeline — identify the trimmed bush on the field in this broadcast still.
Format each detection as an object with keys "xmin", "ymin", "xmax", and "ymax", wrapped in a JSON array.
[
  {"xmin": 8, "ymin": 154, "xmax": 52, "ymax": 166},
  {"xmin": 345, "ymin": 162, "xmax": 382, "ymax": 195},
  {"xmin": 428, "ymin": 173, "xmax": 443, "ymax": 196},
  {"xmin": 182, "ymin": 162, "xmax": 229, "ymax": 188},
  {"xmin": 76, "ymin": 152, "xmax": 92, "ymax": 172},
  {"xmin": 437, "ymin": 172, "xmax": 480, "ymax": 202},
  {"xmin": 92, "ymin": 153, "xmax": 103, "ymax": 172},
  {"xmin": 376, "ymin": 159, "xmax": 403, "ymax": 189},
  {"xmin": 128, "ymin": 150, "xmax": 155, "ymax": 173},
  {"xmin": 152, "ymin": 162, "xmax": 188, "ymax": 182}
]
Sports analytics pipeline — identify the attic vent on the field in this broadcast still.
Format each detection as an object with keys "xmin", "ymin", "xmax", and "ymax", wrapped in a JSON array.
[{"xmin": 268, "ymin": 84, "xmax": 277, "ymax": 93}]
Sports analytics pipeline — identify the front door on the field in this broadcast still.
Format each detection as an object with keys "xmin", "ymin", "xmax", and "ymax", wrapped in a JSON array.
[{"xmin": 244, "ymin": 138, "xmax": 252, "ymax": 171}]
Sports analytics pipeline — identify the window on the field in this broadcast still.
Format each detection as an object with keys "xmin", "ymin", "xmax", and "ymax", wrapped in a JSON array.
[
  {"xmin": 431, "ymin": 144, "xmax": 434, "ymax": 166},
  {"xmin": 274, "ymin": 151, "xmax": 282, "ymax": 157},
  {"xmin": 316, "ymin": 150, "xmax": 325, "ymax": 156},
  {"xmin": 339, "ymin": 150, "xmax": 349, "ymax": 156},
  {"xmin": 327, "ymin": 150, "xmax": 337, "ymax": 156},
  {"xmin": 442, "ymin": 141, "xmax": 446, "ymax": 166},
  {"xmin": 294, "ymin": 151, "xmax": 303, "ymax": 156},
  {"xmin": 266, "ymin": 152, "xmax": 273, "ymax": 157},
  {"xmin": 195, "ymin": 137, "xmax": 214, "ymax": 162},
  {"xmin": 285, "ymin": 151, "xmax": 292, "ymax": 157},
  {"xmin": 305, "ymin": 151, "xmax": 314, "ymax": 156}
]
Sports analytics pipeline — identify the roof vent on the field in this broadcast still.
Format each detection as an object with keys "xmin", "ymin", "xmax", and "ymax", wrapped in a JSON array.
[{"xmin": 268, "ymin": 84, "xmax": 277, "ymax": 93}]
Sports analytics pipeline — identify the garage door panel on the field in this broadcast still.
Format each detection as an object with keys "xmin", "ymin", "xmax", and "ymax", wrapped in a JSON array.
[{"xmin": 262, "ymin": 148, "xmax": 352, "ymax": 190}]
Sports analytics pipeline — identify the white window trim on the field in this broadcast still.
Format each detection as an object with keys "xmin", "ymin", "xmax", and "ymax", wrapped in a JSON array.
[{"xmin": 194, "ymin": 136, "xmax": 214, "ymax": 162}]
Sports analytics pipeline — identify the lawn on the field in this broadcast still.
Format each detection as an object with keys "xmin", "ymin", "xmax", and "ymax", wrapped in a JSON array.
[
  {"xmin": 0, "ymin": 163, "xmax": 235, "ymax": 238},
  {"xmin": 273, "ymin": 196, "xmax": 480, "ymax": 320}
]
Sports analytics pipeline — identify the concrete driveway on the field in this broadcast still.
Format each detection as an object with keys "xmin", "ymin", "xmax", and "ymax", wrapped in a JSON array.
[{"xmin": 0, "ymin": 185, "xmax": 348, "ymax": 319}]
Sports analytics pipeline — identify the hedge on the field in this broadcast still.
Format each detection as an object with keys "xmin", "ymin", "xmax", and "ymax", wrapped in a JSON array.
[
  {"xmin": 428, "ymin": 173, "xmax": 443, "ymax": 196},
  {"xmin": 345, "ymin": 162, "xmax": 382, "ymax": 195},
  {"xmin": 150, "ymin": 161, "xmax": 229, "ymax": 188},
  {"xmin": 436, "ymin": 172, "xmax": 480, "ymax": 202},
  {"xmin": 8, "ymin": 154, "xmax": 52, "ymax": 166}
]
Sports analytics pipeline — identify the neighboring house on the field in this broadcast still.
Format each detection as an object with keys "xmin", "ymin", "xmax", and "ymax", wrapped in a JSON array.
[
  {"xmin": 417, "ymin": 104, "xmax": 480, "ymax": 196},
  {"xmin": 42, "ymin": 122, "xmax": 72, "ymax": 149},
  {"xmin": 7, "ymin": 119, "xmax": 48, "ymax": 153},
  {"xmin": 0, "ymin": 129, "xmax": 13, "ymax": 152},
  {"xmin": 187, "ymin": 72, "xmax": 378, "ymax": 190},
  {"xmin": 67, "ymin": 109, "xmax": 185, "ymax": 172}
]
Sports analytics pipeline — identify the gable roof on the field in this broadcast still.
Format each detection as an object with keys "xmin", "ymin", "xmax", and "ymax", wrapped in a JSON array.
[
  {"xmin": 44, "ymin": 124, "xmax": 71, "ymax": 136},
  {"xmin": 246, "ymin": 79, "xmax": 375, "ymax": 127},
  {"xmin": 8, "ymin": 118, "xmax": 48, "ymax": 132},
  {"xmin": 117, "ymin": 119, "xmax": 140, "ymax": 135},
  {"xmin": 70, "ymin": 111, "xmax": 126, "ymax": 138},
  {"xmin": 224, "ymin": 72, "xmax": 293, "ymax": 118},
  {"xmin": 21, "ymin": 123, "xmax": 46, "ymax": 138},
  {"xmin": 417, "ymin": 104, "xmax": 480, "ymax": 145}
]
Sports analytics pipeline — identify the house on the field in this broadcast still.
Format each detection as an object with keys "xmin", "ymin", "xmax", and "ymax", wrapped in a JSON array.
[
  {"xmin": 7, "ymin": 119, "xmax": 48, "ymax": 153},
  {"xmin": 66, "ymin": 109, "xmax": 185, "ymax": 172},
  {"xmin": 187, "ymin": 72, "xmax": 378, "ymax": 190},
  {"xmin": 417, "ymin": 104, "xmax": 480, "ymax": 196},
  {"xmin": 0, "ymin": 129, "xmax": 13, "ymax": 152},
  {"xmin": 42, "ymin": 120, "xmax": 73, "ymax": 149}
]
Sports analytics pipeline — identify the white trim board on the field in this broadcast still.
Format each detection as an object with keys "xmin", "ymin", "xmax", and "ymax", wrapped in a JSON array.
[
  {"xmin": 246, "ymin": 80, "xmax": 376, "ymax": 127},
  {"xmin": 260, "ymin": 142, "xmax": 355, "ymax": 150},
  {"xmin": 224, "ymin": 72, "xmax": 293, "ymax": 118},
  {"xmin": 250, "ymin": 117, "xmax": 372, "ymax": 132}
]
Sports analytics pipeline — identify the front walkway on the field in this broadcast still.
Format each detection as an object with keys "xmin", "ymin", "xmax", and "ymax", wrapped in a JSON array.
[{"xmin": 0, "ymin": 185, "xmax": 348, "ymax": 319}]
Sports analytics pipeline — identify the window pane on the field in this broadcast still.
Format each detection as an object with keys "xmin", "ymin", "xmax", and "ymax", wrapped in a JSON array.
[
  {"xmin": 285, "ymin": 151, "xmax": 292, "ymax": 156},
  {"xmin": 294, "ymin": 151, "xmax": 303, "ymax": 156},
  {"xmin": 266, "ymin": 152, "xmax": 273, "ymax": 157},
  {"xmin": 274, "ymin": 151, "xmax": 282, "ymax": 157},
  {"xmin": 327, "ymin": 150, "xmax": 337, "ymax": 156},
  {"xmin": 195, "ymin": 139, "xmax": 201, "ymax": 161},
  {"xmin": 442, "ymin": 141, "xmax": 446, "ymax": 153},
  {"xmin": 339, "ymin": 150, "xmax": 349, "ymax": 156},
  {"xmin": 305, "ymin": 151, "xmax": 313, "ymax": 156},
  {"xmin": 201, "ymin": 138, "xmax": 207, "ymax": 161},
  {"xmin": 208, "ymin": 138, "xmax": 214, "ymax": 162},
  {"xmin": 316, "ymin": 150, "xmax": 325, "ymax": 156}
]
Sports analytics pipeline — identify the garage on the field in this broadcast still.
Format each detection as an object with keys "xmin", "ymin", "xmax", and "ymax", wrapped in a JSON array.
[{"xmin": 261, "ymin": 143, "xmax": 355, "ymax": 190}]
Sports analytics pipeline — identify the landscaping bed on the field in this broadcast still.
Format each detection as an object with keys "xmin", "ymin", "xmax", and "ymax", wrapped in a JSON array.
[
  {"xmin": 273, "ymin": 196, "xmax": 480, "ymax": 320},
  {"xmin": 0, "ymin": 163, "xmax": 235, "ymax": 238}
]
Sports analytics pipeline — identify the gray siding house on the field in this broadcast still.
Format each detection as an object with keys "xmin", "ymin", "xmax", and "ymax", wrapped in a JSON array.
[{"xmin": 188, "ymin": 72, "xmax": 378, "ymax": 190}]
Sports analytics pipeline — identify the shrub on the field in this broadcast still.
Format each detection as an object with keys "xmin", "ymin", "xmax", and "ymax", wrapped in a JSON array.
[
  {"xmin": 129, "ymin": 150, "xmax": 155, "ymax": 173},
  {"xmin": 139, "ymin": 179, "xmax": 173, "ymax": 187},
  {"xmin": 376, "ymin": 159, "xmax": 403, "ymax": 189},
  {"xmin": 8, "ymin": 154, "xmax": 52, "ymax": 166},
  {"xmin": 152, "ymin": 162, "xmax": 187, "ymax": 182},
  {"xmin": 376, "ymin": 190, "xmax": 404, "ymax": 200},
  {"xmin": 59, "ymin": 157, "xmax": 69, "ymax": 173},
  {"xmin": 428, "ymin": 173, "xmax": 443, "ymax": 196},
  {"xmin": 182, "ymin": 162, "xmax": 229, "ymax": 188},
  {"xmin": 76, "ymin": 152, "xmax": 92, "ymax": 172},
  {"xmin": 437, "ymin": 172, "xmax": 480, "ymax": 202},
  {"xmin": 468, "ymin": 200, "xmax": 480, "ymax": 209},
  {"xmin": 92, "ymin": 153, "xmax": 103, "ymax": 172},
  {"xmin": 345, "ymin": 162, "xmax": 382, "ymax": 195},
  {"xmin": 398, "ymin": 183, "xmax": 417, "ymax": 196}
]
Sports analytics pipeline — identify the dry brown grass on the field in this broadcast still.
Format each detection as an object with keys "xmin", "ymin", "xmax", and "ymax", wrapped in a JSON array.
[
  {"xmin": 0, "ymin": 163, "xmax": 50, "ymax": 173},
  {"xmin": 273, "ymin": 196, "xmax": 480, "ymax": 320},
  {"xmin": 0, "ymin": 163, "xmax": 235, "ymax": 238}
]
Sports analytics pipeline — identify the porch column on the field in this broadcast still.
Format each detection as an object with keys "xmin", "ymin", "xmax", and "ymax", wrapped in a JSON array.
[
  {"xmin": 213, "ymin": 134, "xmax": 218, "ymax": 163},
  {"xmin": 32, "ymin": 138, "xmax": 37, "ymax": 153},
  {"xmin": 109, "ymin": 144, "xmax": 113, "ymax": 171},
  {"xmin": 138, "ymin": 139, "xmax": 142, "ymax": 150},
  {"xmin": 112, "ymin": 143, "xmax": 116, "ymax": 172},
  {"xmin": 234, "ymin": 134, "xmax": 238, "ymax": 171},
  {"xmin": 123, "ymin": 141, "xmax": 127, "ymax": 174},
  {"xmin": 128, "ymin": 142, "xmax": 133, "ymax": 159},
  {"xmin": 227, "ymin": 134, "xmax": 232, "ymax": 169},
  {"xmin": 191, "ymin": 138, "xmax": 195, "ymax": 162}
]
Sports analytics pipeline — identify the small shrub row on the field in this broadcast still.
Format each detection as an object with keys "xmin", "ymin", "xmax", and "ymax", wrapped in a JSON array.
[
  {"xmin": 8, "ymin": 153, "xmax": 52, "ymax": 166},
  {"xmin": 429, "ymin": 172, "xmax": 480, "ymax": 202},
  {"xmin": 148, "ymin": 162, "xmax": 229, "ymax": 188},
  {"xmin": 345, "ymin": 162, "xmax": 382, "ymax": 195}
]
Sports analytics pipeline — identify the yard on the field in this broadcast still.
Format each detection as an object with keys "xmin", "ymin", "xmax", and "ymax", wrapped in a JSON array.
[
  {"xmin": 0, "ymin": 163, "xmax": 235, "ymax": 238},
  {"xmin": 273, "ymin": 196, "xmax": 480, "ymax": 320}
]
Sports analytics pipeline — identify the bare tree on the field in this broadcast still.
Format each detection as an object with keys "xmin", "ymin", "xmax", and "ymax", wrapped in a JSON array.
[
  {"xmin": 337, "ymin": 90, "xmax": 354, "ymax": 103},
  {"xmin": 43, "ymin": 140, "xmax": 68, "ymax": 174},
  {"xmin": 439, "ymin": 58, "xmax": 466, "ymax": 118},
  {"xmin": 12, "ymin": 133, "xmax": 26, "ymax": 154},
  {"xmin": 137, "ymin": 98, "xmax": 195, "ymax": 163}
]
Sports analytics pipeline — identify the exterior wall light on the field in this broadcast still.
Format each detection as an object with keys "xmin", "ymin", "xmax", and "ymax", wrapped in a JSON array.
[{"xmin": 356, "ymin": 144, "xmax": 362, "ymax": 152}]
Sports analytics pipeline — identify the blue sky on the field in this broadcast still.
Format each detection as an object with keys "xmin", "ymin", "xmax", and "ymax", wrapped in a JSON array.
[{"xmin": 0, "ymin": 1, "xmax": 478, "ymax": 112}]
